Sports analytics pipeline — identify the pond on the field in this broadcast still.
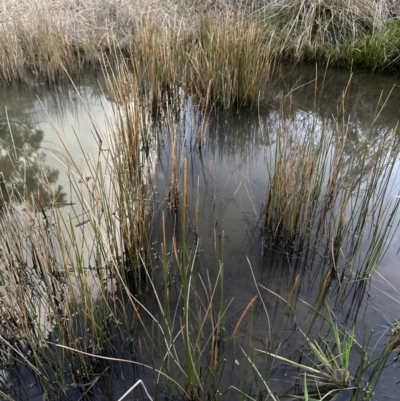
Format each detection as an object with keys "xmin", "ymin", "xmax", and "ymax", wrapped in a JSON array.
[{"xmin": 1, "ymin": 64, "xmax": 400, "ymax": 400}]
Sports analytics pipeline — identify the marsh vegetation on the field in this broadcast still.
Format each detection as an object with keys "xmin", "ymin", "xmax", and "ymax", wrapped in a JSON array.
[
  {"xmin": 2, "ymin": 0, "xmax": 400, "ymax": 85},
  {"xmin": 0, "ymin": 1, "xmax": 400, "ymax": 400}
]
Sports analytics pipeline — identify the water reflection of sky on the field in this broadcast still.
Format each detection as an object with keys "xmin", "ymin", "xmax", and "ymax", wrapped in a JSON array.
[{"xmin": 1, "ymin": 67, "xmax": 400, "ymax": 399}]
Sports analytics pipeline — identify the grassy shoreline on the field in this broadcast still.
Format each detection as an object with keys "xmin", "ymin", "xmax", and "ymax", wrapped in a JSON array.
[{"xmin": 1, "ymin": 0, "xmax": 400, "ymax": 87}]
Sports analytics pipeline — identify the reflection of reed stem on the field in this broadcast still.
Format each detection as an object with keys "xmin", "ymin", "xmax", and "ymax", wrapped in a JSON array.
[{"xmin": 0, "ymin": 172, "xmax": 10, "ymax": 215}]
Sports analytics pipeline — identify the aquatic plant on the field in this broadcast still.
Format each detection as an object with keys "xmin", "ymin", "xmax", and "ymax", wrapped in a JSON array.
[
  {"xmin": 263, "ymin": 88, "xmax": 400, "ymax": 281},
  {"xmin": 257, "ymin": 321, "xmax": 354, "ymax": 399}
]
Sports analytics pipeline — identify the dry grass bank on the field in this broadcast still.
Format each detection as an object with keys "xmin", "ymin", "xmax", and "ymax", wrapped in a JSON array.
[
  {"xmin": 0, "ymin": 0, "xmax": 174, "ymax": 81},
  {"xmin": 1, "ymin": 0, "xmax": 400, "ymax": 88}
]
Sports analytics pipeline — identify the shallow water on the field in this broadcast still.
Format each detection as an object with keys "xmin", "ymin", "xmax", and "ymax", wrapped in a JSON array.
[{"xmin": 1, "ymin": 66, "xmax": 400, "ymax": 400}]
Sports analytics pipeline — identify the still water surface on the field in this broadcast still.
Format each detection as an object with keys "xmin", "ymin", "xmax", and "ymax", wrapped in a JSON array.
[{"xmin": 1, "ymin": 66, "xmax": 400, "ymax": 399}]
